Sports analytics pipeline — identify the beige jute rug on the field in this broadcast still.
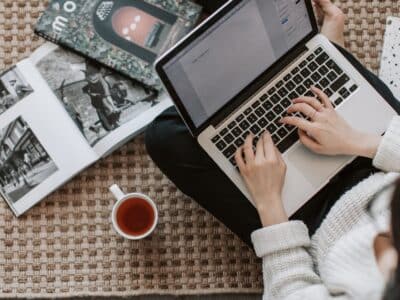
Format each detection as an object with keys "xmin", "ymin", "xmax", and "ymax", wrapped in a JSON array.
[{"xmin": 0, "ymin": 0, "xmax": 398, "ymax": 298}]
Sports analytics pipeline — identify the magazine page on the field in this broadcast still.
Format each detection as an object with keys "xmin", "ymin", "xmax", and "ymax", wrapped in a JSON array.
[
  {"xmin": 35, "ymin": 0, "xmax": 202, "ymax": 90},
  {"xmin": 0, "ymin": 59, "xmax": 98, "ymax": 216},
  {"xmin": 30, "ymin": 43, "xmax": 172, "ymax": 157}
]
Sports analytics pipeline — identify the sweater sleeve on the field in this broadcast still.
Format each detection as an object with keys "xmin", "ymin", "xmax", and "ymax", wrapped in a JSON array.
[
  {"xmin": 373, "ymin": 116, "xmax": 400, "ymax": 172},
  {"xmin": 252, "ymin": 221, "xmax": 348, "ymax": 300}
]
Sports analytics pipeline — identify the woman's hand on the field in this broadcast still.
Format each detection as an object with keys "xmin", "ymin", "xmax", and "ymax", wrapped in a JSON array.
[
  {"xmin": 281, "ymin": 86, "xmax": 381, "ymax": 158},
  {"xmin": 235, "ymin": 132, "xmax": 288, "ymax": 227}
]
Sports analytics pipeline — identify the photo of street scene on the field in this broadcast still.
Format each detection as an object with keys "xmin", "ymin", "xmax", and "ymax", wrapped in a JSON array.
[
  {"xmin": 0, "ymin": 117, "xmax": 58, "ymax": 204},
  {"xmin": 35, "ymin": 48, "xmax": 162, "ymax": 146},
  {"xmin": 0, "ymin": 67, "xmax": 34, "ymax": 116}
]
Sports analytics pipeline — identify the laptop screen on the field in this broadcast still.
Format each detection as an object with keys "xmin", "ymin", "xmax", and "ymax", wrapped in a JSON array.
[{"xmin": 162, "ymin": 0, "xmax": 313, "ymax": 128}]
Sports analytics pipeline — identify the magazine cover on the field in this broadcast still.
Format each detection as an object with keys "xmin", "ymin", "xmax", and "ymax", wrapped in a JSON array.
[{"xmin": 35, "ymin": 0, "xmax": 202, "ymax": 90}]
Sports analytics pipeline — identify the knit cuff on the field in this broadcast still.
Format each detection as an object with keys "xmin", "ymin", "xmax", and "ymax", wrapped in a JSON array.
[
  {"xmin": 251, "ymin": 221, "xmax": 310, "ymax": 258},
  {"xmin": 373, "ymin": 116, "xmax": 400, "ymax": 172}
]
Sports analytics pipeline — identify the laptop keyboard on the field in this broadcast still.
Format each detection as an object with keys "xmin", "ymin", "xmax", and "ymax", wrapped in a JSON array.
[{"xmin": 211, "ymin": 47, "xmax": 359, "ymax": 170}]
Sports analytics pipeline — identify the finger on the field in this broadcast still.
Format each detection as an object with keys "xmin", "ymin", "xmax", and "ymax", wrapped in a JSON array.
[
  {"xmin": 243, "ymin": 133, "xmax": 255, "ymax": 162},
  {"xmin": 292, "ymin": 96, "xmax": 324, "ymax": 112},
  {"xmin": 286, "ymin": 103, "xmax": 318, "ymax": 120},
  {"xmin": 262, "ymin": 131, "xmax": 277, "ymax": 160},
  {"xmin": 280, "ymin": 116, "xmax": 317, "ymax": 134},
  {"xmin": 311, "ymin": 86, "xmax": 333, "ymax": 109},
  {"xmin": 255, "ymin": 135, "xmax": 265, "ymax": 161},
  {"xmin": 298, "ymin": 129, "xmax": 322, "ymax": 152},
  {"xmin": 235, "ymin": 147, "xmax": 246, "ymax": 170}
]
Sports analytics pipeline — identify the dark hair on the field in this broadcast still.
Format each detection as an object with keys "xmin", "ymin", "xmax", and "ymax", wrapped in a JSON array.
[{"xmin": 382, "ymin": 179, "xmax": 400, "ymax": 300}]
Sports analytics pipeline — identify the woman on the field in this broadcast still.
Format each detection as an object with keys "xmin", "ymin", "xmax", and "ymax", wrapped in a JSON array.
[{"xmin": 146, "ymin": 0, "xmax": 400, "ymax": 298}]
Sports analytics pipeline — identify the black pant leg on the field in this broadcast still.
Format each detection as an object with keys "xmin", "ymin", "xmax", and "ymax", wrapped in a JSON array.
[{"xmin": 145, "ymin": 45, "xmax": 399, "ymax": 246}]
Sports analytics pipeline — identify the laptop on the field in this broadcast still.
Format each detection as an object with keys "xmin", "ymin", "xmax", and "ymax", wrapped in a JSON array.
[{"xmin": 154, "ymin": 0, "xmax": 397, "ymax": 216}]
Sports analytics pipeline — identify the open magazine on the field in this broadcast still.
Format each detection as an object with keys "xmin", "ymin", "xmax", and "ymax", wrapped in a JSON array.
[{"xmin": 0, "ymin": 42, "xmax": 172, "ymax": 216}]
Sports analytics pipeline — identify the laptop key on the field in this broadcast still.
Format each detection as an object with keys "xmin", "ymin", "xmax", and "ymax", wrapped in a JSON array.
[
  {"xmin": 296, "ymin": 85, "xmax": 306, "ymax": 95},
  {"xmin": 334, "ymin": 97, "xmax": 344, "ymax": 105},
  {"xmin": 262, "ymin": 101, "xmax": 273, "ymax": 110},
  {"xmin": 327, "ymin": 71, "xmax": 338, "ymax": 81},
  {"xmin": 212, "ymin": 135, "xmax": 220, "ymax": 143},
  {"xmin": 277, "ymin": 128, "xmax": 288, "ymax": 139},
  {"xmin": 320, "ymin": 78, "xmax": 330, "ymax": 88},
  {"xmin": 271, "ymin": 134, "xmax": 280, "ymax": 144},
  {"xmin": 223, "ymin": 145, "xmax": 236, "ymax": 158},
  {"xmin": 242, "ymin": 131, "xmax": 250, "ymax": 139},
  {"xmin": 311, "ymin": 72, "xmax": 321, "ymax": 81},
  {"xmin": 255, "ymin": 107, "xmax": 265, "ymax": 117},
  {"xmin": 326, "ymin": 59, "xmax": 343, "ymax": 75},
  {"xmin": 273, "ymin": 105, "xmax": 284, "ymax": 114},
  {"xmin": 267, "ymin": 87, "xmax": 276, "ymax": 95},
  {"xmin": 282, "ymin": 98, "xmax": 291, "ymax": 108},
  {"xmin": 304, "ymin": 90, "xmax": 314, "ymax": 97},
  {"xmin": 283, "ymin": 74, "xmax": 292, "ymax": 81},
  {"xmin": 315, "ymin": 47, "xmax": 323, "ymax": 55},
  {"xmin": 299, "ymin": 60, "xmax": 307, "ymax": 68},
  {"xmin": 239, "ymin": 120, "xmax": 250, "ymax": 130},
  {"xmin": 316, "ymin": 52, "xmax": 329, "ymax": 64},
  {"xmin": 236, "ymin": 115, "xmax": 245, "ymax": 124},
  {"xmin": 252, "ymin": 100, "xmax": 260, "ymax": 109},
  {"xmin": 232, "ymin": 126, "xmax": 242, "ymax": 137},
  {"xmin": 258, "ymin": 117, "xmax": 268, "ymax": 128},
  {"xmin": 288, "ymin": 91, "xmax": 299, "ymax": 100},
  {"xmin": 276, "ymin": 80, "xmax": 284, "ymax": 88},
  {"xmin": 234, "ymin": 138, "xmax": 244, "ymax": 147},
  {"xmin": 228, "ymin": 121, "xmax": 236, "ymax": 129},
  {"xmin": 220, "ymin": 128, "xmax": 228, "ymax": 136},
  {"xmin": 309, "ymin": 61, "xmax": 318, "ymax": 71},
  {"xmin": 304, "ymin": 78, "xmax": 313, "ymax": 88},
  {"xmin": 248, "ymin": 113, "xmax": 257, "ymax": 123},
  {"xmin": 229, "ymin": 157, "xmax": 237, "ymax": 166},
  {"xmin": 285, "ymin": 80, "xmax": 296, "ymax": 91},
  {"xmin": 244, "ymin": 107, "xmax": 252, "ymax": 115},
  {"xmin": 278, "ymin": 87, "xmax": 288, "ymax": 97},
  {"xmin": 250, "ymin": 124, "xmax": 261, "ymax": 135},
  {"xmin": 266, "ymin": 111, "xmax": 275, "ymax": 121},
  {"xmin": 260, "ymin": 94, "xmax": 268, "ymax": 101},
  {"xmin": 293, "ymin": 74, "xmax": 303, "ymax": 84},
  {"xmin": 267, "ymin": 123, "xmax": 278, "ymax": 133},
  {"xmin": 340, "ymin": 88, "xmax": 351, "ymax": 99},
  {"xmin": 223, "ymin": 133, "xmax": 234, "ymax": 144},
  {"xmin": 300, "ymin": 68, "xmax": 311, "ymax": 78},
  {"xmin": 331, "ymin": 74, "xmax": 350, "ymax": 91},
  {"xmin": 291, "ymin": 66, "xmax": 300, "ymax": 75},
  {"xmin": 349, "ymin": 84, "xmax": 358, "ymax": 92},
  {"xmin": 325, "ymin": 88, "xmax": 333, "ymax": 97},
  {"xmin": 270, "ymin": 94, "xmax": 280, "ymax": 104},
  {"xmin": 318, "ymin": 65, "xmax": 329, "ymax": 76},
  {"xmin": 216, "ymin": 140, "xmax": 227, "ymax": 151},
  {"xmin": 307, "ymin": 53, "xmax": 315, "ymax": 61}
]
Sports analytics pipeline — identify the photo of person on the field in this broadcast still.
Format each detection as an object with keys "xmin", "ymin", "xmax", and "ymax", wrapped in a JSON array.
[
  {"xmin": 0, "ymin": 67, "xmax": 33, "ymax": 116},
  {"xmin": 0, "ymin": 117, "xmax": 58, "ymax": 204},
  {"xmin": 35, "ymin": 47, "xmax": 161, "ymax": 146}
]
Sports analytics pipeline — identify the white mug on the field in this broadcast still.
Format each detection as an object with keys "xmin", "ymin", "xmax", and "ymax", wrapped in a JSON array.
[{"xmin": 109, "ymin": 184, "xmax": 158, "ymax": 240}]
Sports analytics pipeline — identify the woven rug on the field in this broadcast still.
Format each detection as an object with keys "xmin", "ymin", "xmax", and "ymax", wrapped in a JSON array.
[{"xmin": 0, "ymin": 0, "xmax": 398, "ymax": 298}]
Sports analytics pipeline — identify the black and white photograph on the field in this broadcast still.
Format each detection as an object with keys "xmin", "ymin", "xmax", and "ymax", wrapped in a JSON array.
[
  {"xmin": 0, "ymin": 67, "xmax": 34, "ymax": 116},
  {"xmin": 35, "ymin": 48, "xmax": 162, "ymax": 146},
  {"xmin": 0, "ymin": 117, "xmax": 58, "ymax": 204}
]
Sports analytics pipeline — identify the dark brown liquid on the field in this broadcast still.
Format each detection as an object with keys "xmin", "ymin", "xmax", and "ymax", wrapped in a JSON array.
[{"xmin": 116, "ymin": 198, "xmax": 155, "ymax": 236}]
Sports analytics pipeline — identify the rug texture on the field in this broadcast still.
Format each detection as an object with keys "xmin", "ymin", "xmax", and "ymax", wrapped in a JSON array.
[{"xmin": 0, "ymin": 0, "xmax": 398, "ymax": 298}]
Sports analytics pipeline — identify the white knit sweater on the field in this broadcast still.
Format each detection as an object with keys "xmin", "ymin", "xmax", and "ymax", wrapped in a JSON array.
[{"xmin": 251, "ymin": 116, "xmax": 400, "ymax": 300}]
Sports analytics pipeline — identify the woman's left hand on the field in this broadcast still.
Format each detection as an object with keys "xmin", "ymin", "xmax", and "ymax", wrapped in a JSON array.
[{"xmin": 235, "ymin": 132, "xmax": 288, "ymax": 227}]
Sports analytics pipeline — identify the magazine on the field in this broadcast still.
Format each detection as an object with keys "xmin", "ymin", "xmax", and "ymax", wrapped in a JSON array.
[
  {"xmin": 0, "ymin": 42, "xmax": 172, "ymax": 216},
  {"xmin": 35, "ymin": 0, "xmax": 202, "ymax": 90},
  {"xmin": 379, "ymin": 16, "xmax": 400, "ymax": 101}
]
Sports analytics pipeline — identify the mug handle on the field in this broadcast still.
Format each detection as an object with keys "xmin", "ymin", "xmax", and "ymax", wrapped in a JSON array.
[{"xmin": 109, "ymin": 184, "xmax": 125, "ymax": 201}]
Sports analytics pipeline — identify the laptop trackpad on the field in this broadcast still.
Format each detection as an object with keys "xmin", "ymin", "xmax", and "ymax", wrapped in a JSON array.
[{"xmin": 286, "ymin": 144, "xmax": 353, "ymax": 187}]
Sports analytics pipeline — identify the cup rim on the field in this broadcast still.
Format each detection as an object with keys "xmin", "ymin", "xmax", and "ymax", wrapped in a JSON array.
[{"xmin": 111, "ymin": 192, "xmax": 158, "ymax": 240}]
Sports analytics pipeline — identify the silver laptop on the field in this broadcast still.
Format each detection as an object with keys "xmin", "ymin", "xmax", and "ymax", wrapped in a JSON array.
[{"xmin": 155, "ymin": 0, "xmax": 396, "ymax": 216}]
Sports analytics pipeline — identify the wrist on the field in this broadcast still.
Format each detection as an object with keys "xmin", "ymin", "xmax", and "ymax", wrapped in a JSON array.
[
  {"xmin": 256, "ymin": 196, "xmax": 288, "ymax": 227},
  {"xmin": 350, "ymin": 131, "xmax": 381, "ymax": 159}
]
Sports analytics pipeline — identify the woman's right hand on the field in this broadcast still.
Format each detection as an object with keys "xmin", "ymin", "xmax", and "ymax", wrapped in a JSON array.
[{"xmin": 280, "ymin": 86, "xmax": 381, "ymax": 158}]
